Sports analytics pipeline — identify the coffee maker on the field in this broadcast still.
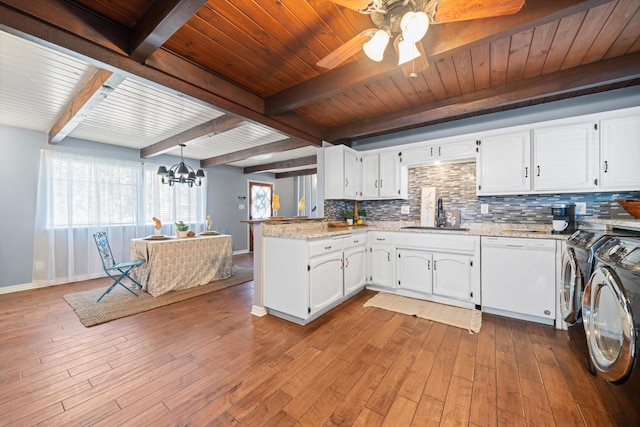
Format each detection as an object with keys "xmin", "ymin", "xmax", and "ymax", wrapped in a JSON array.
[{"xmin": 551, "ymin": 203, "xmax": 576, "ymax": 234}]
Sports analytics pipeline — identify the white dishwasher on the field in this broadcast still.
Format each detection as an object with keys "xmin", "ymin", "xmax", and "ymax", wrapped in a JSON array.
[{"xmin": 481, "ymin": 236, "xmax": 557, "ymax": 325}]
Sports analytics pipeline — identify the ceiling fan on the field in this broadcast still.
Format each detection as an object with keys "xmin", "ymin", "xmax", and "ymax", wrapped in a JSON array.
[{"xmin": 318, "ymin": 0, "xmax": 526, "ymax": 77}]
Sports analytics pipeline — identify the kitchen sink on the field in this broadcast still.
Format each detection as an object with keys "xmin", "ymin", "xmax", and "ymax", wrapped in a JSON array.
[{"xmin": 401, "ymin": 226, "xmax": 470, "ymax": 231}]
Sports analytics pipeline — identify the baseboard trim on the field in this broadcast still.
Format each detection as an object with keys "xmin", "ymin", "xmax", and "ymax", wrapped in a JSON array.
[{"xmin": 0, "ymin": 282, "xmax": 47, "ymax": 295}]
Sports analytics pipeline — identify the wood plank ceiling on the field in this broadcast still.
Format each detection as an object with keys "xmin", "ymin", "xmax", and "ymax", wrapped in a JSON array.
[{"xmin": 1, "ymin": 0, "xmax": 640, "ymax": 175}]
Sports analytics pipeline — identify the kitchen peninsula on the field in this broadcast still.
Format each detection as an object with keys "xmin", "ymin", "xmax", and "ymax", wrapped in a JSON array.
[{"xmin": 253, "ymin": 220, "xmax": 569, "ymax": 327}]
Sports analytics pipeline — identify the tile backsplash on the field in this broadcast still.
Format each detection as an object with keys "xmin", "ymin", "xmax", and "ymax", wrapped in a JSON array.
[{"xmin": 325, "ymin": 162, "xmax": 640, "ymax": 224}]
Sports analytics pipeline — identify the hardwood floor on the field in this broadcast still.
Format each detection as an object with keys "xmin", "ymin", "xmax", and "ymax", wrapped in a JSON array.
[{"xmin": 0, "ymin": 254, "xmax": 623, "ymax": 426}]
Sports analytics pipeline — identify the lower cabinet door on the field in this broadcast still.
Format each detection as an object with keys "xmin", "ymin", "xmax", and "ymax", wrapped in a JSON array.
[
  {"xmin": 369, "ymin": 243, "xmax": 394, "ymax": 288},
  {"xmin": 397, "ymin": 248, "xmax": 433, "ymax": 294},
  {"xmin": 309, "ymin": 252, "xmax": 344, "ymax": 315},
  {"xmin": 432, "ymin": 253, "xmax": 473, "ymax": 302},
  {"xmin": 344, "ymin": 245, "xmax": 367, "ymax": 295}
]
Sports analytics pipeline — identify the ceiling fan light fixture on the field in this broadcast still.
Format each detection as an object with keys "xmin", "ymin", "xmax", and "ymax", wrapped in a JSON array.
[
  {"xmin": 363, "ymin": 29, "xmax": 390, "ymax": 62},
  {"xmin": 400, "ymin": 11, "xmax": 429, "ymax": 43},
  {"xmin": 397, "ymin": 38, "xmax": 421, "ymax": 65}
]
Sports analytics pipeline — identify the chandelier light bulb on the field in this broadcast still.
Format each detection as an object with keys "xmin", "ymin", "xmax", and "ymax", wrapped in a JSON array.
[
  {"xmin": 363, "ymin": 29, "xmax": 390, "ymax": 62},
  {"xmin": 400, "ymin": 11, "xmax": 429, "ymax": 43},
  {"xmin": 397, "ymin": 38, "xmax": 421, "ymax": 65}
]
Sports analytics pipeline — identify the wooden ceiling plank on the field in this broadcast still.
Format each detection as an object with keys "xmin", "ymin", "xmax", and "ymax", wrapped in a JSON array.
[
  {"xmin": 265, "ymin": 0, "xmax": 613, "ymax": 115},
  {"xmin": 451, "ymin": 50, "xmax": 475, "ymax": 94},
  {"xmin": 506, "ymin": 29, "xmax": 534, "ymax": 83},
  {"xmin": 389, "ymin": 72, "xmax": 434, "ymax": 106},
  {"xmin": 523, "ymin": 21, "xmax": 559, "ymax": 79},
  {"xmin": 435, "ymin": 57, "xmax": 462, "ymax": 97},
  {"xmin": 603, "ymin": 4, "xmax": 640, "ymax": 59},
  {"xmin": 470, "ymin": 44, "xmax": 491, "ymax": 90},
  {"xmin": 276, "ymin": 168, "xmax": 317, "ymax": 179},
  {"xmin": 48, "ymin": 69, "xmax": 126, "ymax": 144},
  {"xmin": 541, "ymin": 12, "xmax": 587, "ymax": 74},
  {"xmin": 200, "ymin": 137, "xmax": 311, "ymax": 167},
  {"xmin": 324, "ymin": 51, "xmax": 640, "ymax": 141},
  {"xmin": 129, "ymin": 0, "xmax": 207, "ymax": 62},
  {"xmin": 140, "ymin": 115, "xmax": 244, "ymax": 158},
  {"xmin": 243, "ymin": 155, "xmax": 316, "ymax": 174},
  {"xmin": 561, "ymin": 1, "xmax": 617, "ymax": 70},
  {"xmin": 490, "ymin": 36, "xmax": 511, "ymax": 87},
  {"xmin": 583, "ymin": 1, "xmax": 640, "ymax": 63}
]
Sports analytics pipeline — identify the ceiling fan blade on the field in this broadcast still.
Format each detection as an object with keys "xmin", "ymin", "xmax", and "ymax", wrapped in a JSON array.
[
  {"xmin": 428, "ymin": 0, "xmax": 525, "ymax": 24},
  {"xmin": 327, "ymin": 0, "xmax": 373, "ymax": 12},
  {"xmin": 393, "ymin": 39, "xmax": 429, "ymax": 78},
  {"xmin": 317, "ymin": 29, "xmax": 376, "ymax": 70}
]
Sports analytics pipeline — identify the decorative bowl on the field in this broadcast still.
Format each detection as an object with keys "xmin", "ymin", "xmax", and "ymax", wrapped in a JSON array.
[{"xmin": 617, "ymin": 199, "xmax": 640, "ymax": 219}]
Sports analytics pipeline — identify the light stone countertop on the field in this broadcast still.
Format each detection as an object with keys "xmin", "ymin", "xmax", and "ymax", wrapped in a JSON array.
[
  {"xmin": 577, "ymin": 217, "xmax": 640, "ymax": 231},
  {"xmin": 262, "ymin": 221, "xmax": 571, "ymax": 240}
]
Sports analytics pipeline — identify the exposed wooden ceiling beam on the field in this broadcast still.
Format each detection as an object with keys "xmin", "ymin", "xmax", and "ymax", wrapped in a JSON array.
[
  {"xmin": 48, "ymin": 69, "xmax": 125, "ymax": 143},
  {"xmin": 201, "ymin": 138, "xmax": 312, "ymax": 167},
  {"xmin": 264, "ymin": 0, "xmax": 613, "ymax": 116},
  {"xmin": 243, "ymin": 155, "xmax": 316, "ymax": 174},
  {"xmin": 324, "ymin": 52, "xmax": 640, "ymax": 141},
  {"xmin": 130, "ymin": 0, "xmax": 207, "ymax": 62},
  {"xmin": 140, "ymin": 115, "xmax": 244, "ymax": 158},
  {"xmin": 0, "ymin": 1, "xmax": 324, "ymax": 146},
  {"xmin": 276, "ymin": 168, "xmax": 318, "ymax": 179}
]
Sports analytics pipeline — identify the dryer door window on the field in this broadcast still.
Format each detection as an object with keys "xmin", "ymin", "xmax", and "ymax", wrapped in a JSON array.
[
  {"xmin": 583, "ymin": 266, "xmax": 637, "ymax": 384},
  {"xmin": 560, "ymin": 248, "xmax": 582, "ymax": 324}
]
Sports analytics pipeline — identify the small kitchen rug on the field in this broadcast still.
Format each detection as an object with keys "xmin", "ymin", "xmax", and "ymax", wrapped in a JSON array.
[
  {"xmin": 364, "ymin": 292, "xmax": 482, "ymax": 334},
  {"xmin": 64, "ymin": 267, "xmax": 253, "ymax": 327}
]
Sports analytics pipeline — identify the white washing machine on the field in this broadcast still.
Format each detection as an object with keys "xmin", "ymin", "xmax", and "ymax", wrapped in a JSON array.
[{"xmin": 583, "ymin": 236, "xmax": 640, "ymax": 426}]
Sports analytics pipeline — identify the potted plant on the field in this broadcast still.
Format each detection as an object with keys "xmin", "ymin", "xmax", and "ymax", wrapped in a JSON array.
[
  {"xmin": 358, "ymin": 208, "xmax": 367, "ymax": 225},
  {"xmin": 175, "ymin": 221, "xmax": 189, "ymax": 238},
  {"xmin": 344, "ymin": 209, "xmax": 354, "ymax": 225}
]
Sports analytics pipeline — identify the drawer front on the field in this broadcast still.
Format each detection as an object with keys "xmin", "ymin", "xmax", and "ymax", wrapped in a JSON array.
[
  {"xmin": 308, "ymin": 238, "xmax": 343, "ymax": 258},
  {"xmin": 343, "ymin": 234, "xmax": 366, "ymax": 250}
]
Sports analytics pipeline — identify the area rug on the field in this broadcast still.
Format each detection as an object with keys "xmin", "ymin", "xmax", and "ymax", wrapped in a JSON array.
[
  {"xmin": 364, "ymin": 292, "xmax": 482, "ymax": 333},
  {"xmin": 64, "ymin": 267, "xmax": 253, "ymax": 327}
]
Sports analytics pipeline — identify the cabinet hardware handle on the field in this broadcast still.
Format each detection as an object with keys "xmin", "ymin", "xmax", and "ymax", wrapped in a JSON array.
[
  {"xmin": 376, "ymin": 237, "xmax": 386, "ymax": 241},
  {"xmin": 387, "ymin": 253, "xmax": 390, "ymax": 262},
  {"xmin": 325, "ymin": 245, "xmax": 332, "ymax": 250},
  {"xmin": 604, "ymin": 161, "xmax": 608, "ymax": 173},
  {"xmin": 430, "ymin": 147, "xmax": 433, "ymax": 156},
  {"xmin": 428, "ymin": 260, "xmax": 431, "ymax": 270},
  {"xmin": 344, "ymin": 259, "xmax": 349, "ymax": 268},
  {"xmin": 345, "ymin": 178, "xmax": 348, "ymax": 187},
  {"xmin": 594, "ymin": 178, "xmax": 599, "ymax": 186},
  {"xmin": 470, "ymin": 260, "xmax": 473, "ymax": 267},
  {"xmin": 380, "ymin": 179, "xmax": 383, "ymax": 188},
  {"xmin": 375, "ymin": 180, "xmax": 378, "ymax": 188},
  {"xmin": 438, "ymin": 147, "xmax": 441, "ymax": 156},
  {"xmin": 525, "ymin": 167, "xmax": 528, "ymax": 178},
  {"xmin": 537, "ymin": 166, "xmax": 540, "ymax": 176},
  {"xmin": 433, "ymin": 261, "xmax": 437, "ymax": 270},
  {"xmin": 353, "ymin": 239, "xmax": 359, "ymax": 243}
]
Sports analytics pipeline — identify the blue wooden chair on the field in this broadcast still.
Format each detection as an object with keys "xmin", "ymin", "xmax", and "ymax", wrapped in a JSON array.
[{"xmin": 93, "ymin": 231, "xmax": 145, "ymax": 302}]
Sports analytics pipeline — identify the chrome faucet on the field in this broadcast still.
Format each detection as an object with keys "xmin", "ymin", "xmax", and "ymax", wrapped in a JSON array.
[{"xmin": 436, "ymin": 198, "xmax": 443, "ymax": 227}]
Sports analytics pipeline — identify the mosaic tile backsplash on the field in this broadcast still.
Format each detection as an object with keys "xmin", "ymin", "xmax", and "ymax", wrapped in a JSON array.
[{"xmin": 325, "ymin": 162, "xmax": 640, "ymax": 224}]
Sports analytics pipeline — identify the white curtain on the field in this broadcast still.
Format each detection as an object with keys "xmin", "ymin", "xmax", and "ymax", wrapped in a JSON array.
[{"xmin": 32, "ymin": 149, "xmax": 206, "ymax": 286}]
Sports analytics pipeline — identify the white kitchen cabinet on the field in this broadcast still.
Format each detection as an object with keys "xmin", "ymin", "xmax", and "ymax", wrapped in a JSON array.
[
  {"xmin": 533, "ymin": 122, "xmax": 598, "ymax": 192},
  {"xmin": 481, "ymin": 237, "xmax": 557, "ymax": 325},
  {"xmin": 309, "ymin": 250, "xmax": 344, "ymax": 316},
  {"xmin": 432, "ymin": 252, "xmax": 475, "ymax": 303},
  {"xmin": 368, "ymin": 233, "xmax": 394, "ymax": 288},
  {"xmin": 401, "ymin": 138, "xmax": 477, "ymax": 166},
  {"xmin": 361, "ymin": 151, "xmax": 408, "ymax": 199},
  {"xmin": 324, "ymin": 145, "xmax": 360, "ymax": 200},
  {"xmin": 343, "ymin": 235, "xmax": 367, "ymax": 296},
  {"xmin": 476, "ymin": 131, "xmax": 531, "ymax": 195},
  {"xmin": 599, "ymin": 114, "xmax": 640, "ymax": 191},
  {"xmin": 396, "ymin": 248, "xmax": 432, "ymax": 294}
]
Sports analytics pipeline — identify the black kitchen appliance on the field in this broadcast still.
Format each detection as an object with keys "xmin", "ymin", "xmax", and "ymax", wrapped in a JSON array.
[{"xmin": 551, "ymin": 203, "xmax": 576, "ymax": 234}]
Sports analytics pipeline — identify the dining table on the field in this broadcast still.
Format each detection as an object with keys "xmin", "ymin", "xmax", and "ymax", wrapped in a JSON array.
[{"xmin": 130, "ymin": 233, "xmax": 233, "ymax": 296}]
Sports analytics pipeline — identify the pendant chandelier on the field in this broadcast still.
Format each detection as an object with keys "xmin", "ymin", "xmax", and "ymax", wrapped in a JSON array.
[{"xmin": 156, "ymin": 144, "xmax": 205, "ymax": 187}]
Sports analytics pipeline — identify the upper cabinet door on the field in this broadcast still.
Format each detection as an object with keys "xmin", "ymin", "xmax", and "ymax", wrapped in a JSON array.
[
  {"xmin": 476, "ymin": 131, "xmax": 531, "ymax": 195},
  {"xmin": 344, "ymin": 148, "xmax": 360, "ymax": 198},
  {"xmin": 324, "ymin": 145, "xmax": 359, "ymax": 200},
  {"xmin": 361, "ymin": 153, "xmax": 380, "ymax": 199},
  {"xmin": 379, "ymin": 151, "xmax": 402, "ymax": 198},
  {"xmin": 600, "ymin": 115, "xmax": 640, "ymax": 191},
  {"xmin": 533, "ymin": 122, "xmax": 598, "ymax": 193},
  {"xmin": 437, "ymin": 139, "xmax": 477, "ymax": 162}
]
